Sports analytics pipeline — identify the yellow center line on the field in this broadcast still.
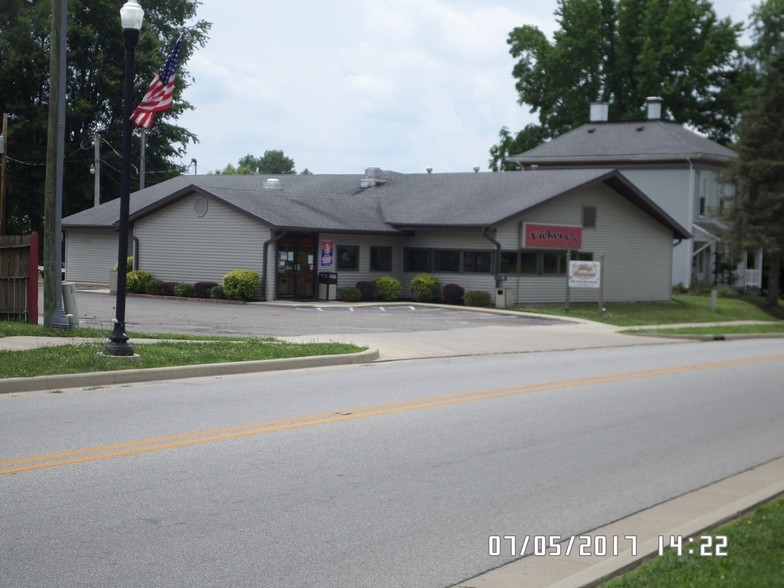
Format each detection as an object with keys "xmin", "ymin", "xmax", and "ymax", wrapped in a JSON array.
[{"xmin": 3, "ymin": 353, "xmax": 782, "ymax": 475}]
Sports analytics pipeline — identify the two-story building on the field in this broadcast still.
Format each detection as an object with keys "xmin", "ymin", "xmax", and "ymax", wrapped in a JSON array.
[{"xmin": 506, "ymin": 98, "xmax": 761, "ymax": 291}]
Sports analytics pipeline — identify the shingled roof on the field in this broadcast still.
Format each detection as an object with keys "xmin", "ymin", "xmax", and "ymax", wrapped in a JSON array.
[
  {"xmin": 507, "ymin": 120, "xmax": 737, "ymax": 167},
  {"xmin": 62, "ymin": 168, "xmax": 689, "ymax": 238}
]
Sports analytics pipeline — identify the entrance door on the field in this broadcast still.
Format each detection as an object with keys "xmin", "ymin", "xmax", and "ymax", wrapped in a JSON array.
[{"xmin": 276, "ymin": 235, "xmax": 317, "ymax": 299}]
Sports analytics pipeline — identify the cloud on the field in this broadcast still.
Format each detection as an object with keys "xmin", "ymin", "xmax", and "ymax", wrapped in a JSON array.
[{"xmin": 178, "ymin": 0, "xmax": 752, "ymax": 175}]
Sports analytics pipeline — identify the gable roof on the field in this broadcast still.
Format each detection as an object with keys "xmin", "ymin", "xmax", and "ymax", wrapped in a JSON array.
[
  {"xmin": 62, "ymin": 168, "xmax": 689, "ymax": 239},
  {"xmin": 507, "ymin": 120, "xmax": 737, "ymax": 167}
]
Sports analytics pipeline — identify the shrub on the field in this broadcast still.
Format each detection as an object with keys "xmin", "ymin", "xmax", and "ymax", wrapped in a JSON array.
[
  {"xmin": 465, "ymin": 290, "xmax": 492, "ymax": 307},
  {"xmin": 223, "ymin": 269, "xmax": 260, "ymax": 301},
  {"xmin": 145, "ymin": 279, "xmax": 163, "ymax": 295},
  {"xmin": 373, "ymin": 276, "xmax": 401, "ymax": 301},
  {"xmin": 113, "ymin": 256, "xmax": 134, "ymax": 272},
  {"xmin": 175, "ymin": 283, "xmax": 196, "ymax": 297},
  {"xmin": 339, "ymin": 286, "xmax": 362, "ymax": 302},
  {"xmin": 126, "ymin": 270, "xmax": 152, "ymax": 293},
  {"xmin": 410, "ymin": 273, "xmax": 440, "ymax": 302},
  {"xmin": 210, "ymin": 285, "xmax": 226, "ymax": 299},
  {"xmin": 356, "ymin": 280, "xmax": 379, "ymax": 301},
  {"xmin": 715, "ymin": 285, "xmax": 739, "ymax": 298},
  {"xmin": 672, "ymin": 283, "xmax": 688, "ymax": 295},
  {"xmin": 160, "ymin": 282, "xmax": 177, "ymax": 296},
  {"xmin": 194, "ymin": 281, "xmax": 219, "ymax": 298},
  {"xmin": 442, "ymin": 283, "xmax": 465, "ymax": 304}
]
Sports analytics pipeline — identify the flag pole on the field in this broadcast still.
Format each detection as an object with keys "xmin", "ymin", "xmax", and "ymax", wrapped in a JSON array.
[{"xmin": 139, "ymin": 127, "xmax": 146, "ymax": 189}]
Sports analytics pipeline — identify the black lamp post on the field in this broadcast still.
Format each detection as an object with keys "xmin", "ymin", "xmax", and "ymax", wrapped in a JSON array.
[{"xmin": 104, "ymin": 0, "xmax": 144, "ymax": 357}]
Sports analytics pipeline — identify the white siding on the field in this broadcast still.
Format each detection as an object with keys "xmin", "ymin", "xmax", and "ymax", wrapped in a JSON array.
[
  {"xmin": 64, "ymin": 229, "xmax": 122, "ymax": 284},
  {"xmin": 133, "ymin": 194, "xmax": 270, "ymax": 285},
  {"xmin": 497, "ymin": 184, "xmax": 674, "ymax": 303}
]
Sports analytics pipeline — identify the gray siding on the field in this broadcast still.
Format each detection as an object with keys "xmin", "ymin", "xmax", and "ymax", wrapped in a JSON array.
[
  {"xmin": 64, "ymin": 229, "xmax": 121, "ymax": 284},
  {"xmin": 317, "ymin": 233, "xmax": 403, "ymax": 292},
  {"xmin": 497, "ymin": 184, "xmax": 673, "ymax": 303},
  {"xmin": 133, "ymin": 194, "xmax": 270, "ymax": 284}
]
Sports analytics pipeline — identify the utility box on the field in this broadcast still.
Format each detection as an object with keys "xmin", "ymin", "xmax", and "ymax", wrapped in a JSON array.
[
  {"xmin": 495, "ymin": 287, "xmax": 517, "ymax": 309},
  {"xmin": 61, "ymin": 282, "xmax": 80, "ymax": 328},
  {"xmin": 318, "ymin": 272, "xmax": 338, "ymax": 301}
]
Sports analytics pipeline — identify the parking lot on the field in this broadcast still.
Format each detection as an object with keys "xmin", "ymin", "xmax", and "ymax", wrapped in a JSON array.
[{"xmin": 67, "ymin": 289, "xmax": 564, "ymax": 338}]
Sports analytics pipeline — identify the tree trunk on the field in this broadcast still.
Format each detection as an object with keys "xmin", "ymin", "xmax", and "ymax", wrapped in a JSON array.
[{"xmin": 765, "ymin": 250, "xmax": 782, "ymax": 306}]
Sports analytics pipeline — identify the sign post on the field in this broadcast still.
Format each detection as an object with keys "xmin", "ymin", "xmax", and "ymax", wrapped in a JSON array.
[{"xmin": 565, "ymin": 250, "xmax": 571, "ymax": 311}]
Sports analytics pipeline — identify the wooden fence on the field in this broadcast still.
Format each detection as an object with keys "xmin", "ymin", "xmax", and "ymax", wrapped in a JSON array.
[{"xmin": 0, "ymin": 233, "xmax": 39, "ymax": 324}]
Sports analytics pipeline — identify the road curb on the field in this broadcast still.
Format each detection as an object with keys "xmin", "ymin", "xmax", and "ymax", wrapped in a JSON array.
[{"xmin": 0, "ymin": 347, "xmax": 380, "ymax": 394}]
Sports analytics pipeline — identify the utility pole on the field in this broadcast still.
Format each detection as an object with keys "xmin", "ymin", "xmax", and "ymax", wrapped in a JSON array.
[
  {"xmin": 0, "ymin": 112, "xmax": 14, "ymax": 235},
  {"xmin": 42, "ymin": 0, "xmax": 70, "ymax": 329},
  {"xmin": 93, "ymin": 131, "xmax": 101, "ymax": 206},
  {"xmin": 139, "ymin": 127, "xmax": 145, "ymax": 189}
]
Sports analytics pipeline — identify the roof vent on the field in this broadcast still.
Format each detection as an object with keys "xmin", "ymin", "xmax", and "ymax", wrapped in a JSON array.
[
  {"xmin": 360, "ymin": 167, "xmax": 386, "ymax": 188},
  {"xmin": 263, "ymin": 178, "xmax": 283, "ymax": 190},
  {"xmin": 587, "ymin": 127, "xmax": 596, "ymax": 134},
  {"xmin": 426, "ymin": 168, "xmax": 433, "ymax": 174}
]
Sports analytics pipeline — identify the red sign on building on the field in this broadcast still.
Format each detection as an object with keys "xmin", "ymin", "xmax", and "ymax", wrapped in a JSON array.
[{"xmin": 523, "ymin": 223, "xmax": 583, "ymax": 249}]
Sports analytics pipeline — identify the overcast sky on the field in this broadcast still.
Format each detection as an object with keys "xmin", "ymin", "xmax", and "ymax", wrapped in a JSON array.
[{"xmin": 176, "ymin": 0, "xmax": 756, "ymax": 176}]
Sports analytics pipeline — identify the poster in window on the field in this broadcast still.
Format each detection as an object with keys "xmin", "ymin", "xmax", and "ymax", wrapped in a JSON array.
[{"xmin": 320, "ymin": 240, "xmax": 334, "ymax": 267}]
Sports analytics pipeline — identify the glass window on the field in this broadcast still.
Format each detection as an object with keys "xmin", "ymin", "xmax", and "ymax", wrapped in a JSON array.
[
  {"xmin": 463, "ymin": 250, "xmax": 493, "ymax": 273},
  {"xmin": 520, "ymin": 251, "xmax": 538, "ymax": 274},
  {"xmin": 542, "ymin": 251, "xmax": 566, "ymax": 275},
  {"xmin": 370, "ymin": 246, "xmax": 392, "ymax": 271},
  {"xmin": 500, "ymin": 251, "xmax": 518, "ymax": 273},
  {"xmin": 404, "ymin": 248, "xmax": 430, "ymax": 272},
  {"xmin": 433, "ymin": 250, "xmax": 460, "ymax": 272},
  {"xmin": 337, "ymin": 245, "xmax": 359, "ymax": 270},
  {"xmin": 582, "ymin": 206, "xmax": 597, "ymax": 228},
  {"xmin": 573, "ymin": 251, "xmax": 593, "ymax": 261}
]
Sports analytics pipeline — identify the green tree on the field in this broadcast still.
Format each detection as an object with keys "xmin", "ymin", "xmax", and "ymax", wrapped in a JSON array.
[
  {"xmin": 722, "ymin": 1, "xmax": 784, "ymax": 306},
  {"xmin": 489, "ymin": 0, "xmax": 744, "ymax": 170},
  {"xmin": 0, "ymin": 0, "xmax": 210, "ymax": 235},
  {"xmin": 217, "ymin": 150, "xmax": 296, "ymax": 174}
]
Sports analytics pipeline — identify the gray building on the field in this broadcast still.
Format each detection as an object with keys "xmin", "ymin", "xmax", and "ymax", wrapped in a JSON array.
[
  {"xmin": 62, "ymin": 167, "xmax": 688, "ymax": 305},
  {"xmin": 506, "ymin": 99, "xmax": 758, "ymax": 291}
]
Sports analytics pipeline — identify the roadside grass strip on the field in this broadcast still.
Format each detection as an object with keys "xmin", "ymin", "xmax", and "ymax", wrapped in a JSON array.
[{"xmin": 602, "ymin": 495, "xmax": 784, "ymax": 587}]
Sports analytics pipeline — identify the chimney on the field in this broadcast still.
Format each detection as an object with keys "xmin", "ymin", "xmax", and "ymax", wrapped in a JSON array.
[
  {"xmin": 646, "ymin": 96, "xmax": 663, "ymax": 120},
  {"xmin": 590, "ymin": 101, "xmax": 608, "ymax": 122}
]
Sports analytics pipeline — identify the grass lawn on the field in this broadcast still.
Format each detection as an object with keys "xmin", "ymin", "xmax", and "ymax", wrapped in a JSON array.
[
  {"xmin": 601, "ymin": 495, "xmax": 784, "ymax": 587},
  {"xmin": 514, "ymin": 294, "xmax": 781, "ymax": 326},
  {"xmin": 0, "ymin": 321, "xmax": 363, "ymax": 379}
]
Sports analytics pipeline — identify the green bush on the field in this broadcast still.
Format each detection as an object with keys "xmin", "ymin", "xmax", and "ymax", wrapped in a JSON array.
[
  {"xmin": 410, "ymin": 273, "xmax": 440, "ymax": 302},
  {"xmin": 210, "ymin": 285, "xmax": 226, "ymax": 299},
  {"xmin": 715, "ymin": 285, "xmax": 739, "ymax": 298},
  {"xmin": 145, "ymin": 279, "xmax": 163, "ymax": 295},
  {"xmin": 175, "ymin": 283, "xmax": 196, "ymax": 297},
  {"xmin": 465, "ymin": 290, "xmax": 492, "ymax": 307},
  {"xmin": 126, "ymin": 270, "xmax": 152, "ymax": 293},
  {"xmin": 339, "ymin": 286, "xmax": 362, "ymax": 302},
  {"xmin": 442, "ymin": 283, "xmax": 465, "ymax": 304},
  {"xmin": 672, "ymin": 283, "xmax": 688, "ymax": 295},
  {"xmin": 113, "ymin": 256, "xmax": 134, "ymax": 272},
  {"xmin": 373, "ymin": 276, "xmax": 401, "ymax": 301},
  {"xmin": 223, "ymin": 269, "xmax": 260, "ymax": 301}
]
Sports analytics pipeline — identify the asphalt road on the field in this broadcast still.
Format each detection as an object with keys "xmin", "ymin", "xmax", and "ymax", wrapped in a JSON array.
[{"xmin": 2, "ymin": 339, "xmax": 783, "ymax": 587}]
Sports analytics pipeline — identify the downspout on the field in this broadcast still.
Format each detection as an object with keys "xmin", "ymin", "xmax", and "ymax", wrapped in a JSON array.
[
  {"xmin": 685, "ymin": 157, "xmax": 695, "ymax": 286},
  {"xmin": 482, "ymin": 227, "xmax": 503, "ymax": 288},
  {"xmin": 261, "ymin": 230, "xmax": 285, "ymax": 301},
  {"xmin": 132, "ymin": 235, "xmax": 139, "ymax": 269}
]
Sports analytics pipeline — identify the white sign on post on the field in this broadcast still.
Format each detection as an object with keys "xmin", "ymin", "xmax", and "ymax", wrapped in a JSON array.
[{"xmin": 569, "ymin": 260, "xmax": 601, "ymax": 288}]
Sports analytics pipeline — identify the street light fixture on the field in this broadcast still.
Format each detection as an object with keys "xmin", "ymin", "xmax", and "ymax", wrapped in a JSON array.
[{"xmin": 104, "ymin": 0, "xmax": 144, "ymax": 357}]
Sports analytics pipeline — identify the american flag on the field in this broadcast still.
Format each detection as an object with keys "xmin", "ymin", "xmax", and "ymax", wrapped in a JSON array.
[{"xmin": 131, "ymin": 39, "xmax": 181, "ymax": 129}]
